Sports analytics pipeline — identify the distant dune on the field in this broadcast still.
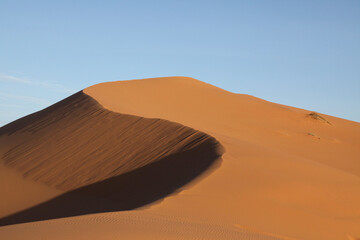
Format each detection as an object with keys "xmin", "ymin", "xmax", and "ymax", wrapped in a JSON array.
[{"xmin": 0, "ymin": 77, "xmax": 359, "ymax": 240}]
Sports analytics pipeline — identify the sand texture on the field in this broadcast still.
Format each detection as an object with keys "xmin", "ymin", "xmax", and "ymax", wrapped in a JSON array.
[{"xmin": 0, "ymin": 77, "xmax": 359, "ymax": 240}]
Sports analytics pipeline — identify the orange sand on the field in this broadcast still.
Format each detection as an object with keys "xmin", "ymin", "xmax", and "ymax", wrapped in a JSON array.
[{"xmin": 0, "ymin": 77, "xmax": 359, "ymax": 240}]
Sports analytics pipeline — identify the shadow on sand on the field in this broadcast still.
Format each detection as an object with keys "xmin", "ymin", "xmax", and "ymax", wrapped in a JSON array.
[{"xmin": 0, "ymin": 141, "xmax": 223, "ymax": 226}]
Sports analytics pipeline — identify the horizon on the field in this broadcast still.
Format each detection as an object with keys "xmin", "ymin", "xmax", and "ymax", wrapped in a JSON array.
[{"xmin": 1, "ymin": 0, "xmax": 359, "ymax": 125}]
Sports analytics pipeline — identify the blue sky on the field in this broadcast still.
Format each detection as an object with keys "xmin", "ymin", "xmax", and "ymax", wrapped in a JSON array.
[{"xmin": 0, "ymin": 0, "xmax": 359, "ymax": 126}]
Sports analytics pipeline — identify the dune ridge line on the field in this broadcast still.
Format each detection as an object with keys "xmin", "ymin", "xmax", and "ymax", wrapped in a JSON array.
[{"xmin": 0, "ymin": 91, "xmax": 223, "ymax": 191}]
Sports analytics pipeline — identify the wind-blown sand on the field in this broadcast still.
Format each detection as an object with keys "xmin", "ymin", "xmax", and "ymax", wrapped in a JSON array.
[{"xmin": 0, "ymin": 77, "xmax": 359, "ymax": 239}]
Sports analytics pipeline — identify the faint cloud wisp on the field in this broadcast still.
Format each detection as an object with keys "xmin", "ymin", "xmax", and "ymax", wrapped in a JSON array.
[
  {"xmin": 0, "ymin": 73, "xmax": 74, "ymax": 93},
  {"xmin": 0, "ymin": 73, "xmax": 75, "ymax": 125},
  {"xmin": 0, "ymin": 92, "xmax": 51, "ymax": 106}
]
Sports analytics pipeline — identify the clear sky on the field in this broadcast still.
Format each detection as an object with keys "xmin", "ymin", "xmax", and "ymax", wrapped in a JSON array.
[{"xmin": 1, "ymin": 0, "xmax": 359, "ymax": 126}]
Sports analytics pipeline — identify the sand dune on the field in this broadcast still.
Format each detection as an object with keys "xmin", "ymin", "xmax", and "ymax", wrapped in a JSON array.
[
  {"xmin": 0, "ymin": 90, "xmax": 222, "ymax": 225},
  {"xmin": 1, "ymin": 77, "xmax": 359, "ymax": 239}
]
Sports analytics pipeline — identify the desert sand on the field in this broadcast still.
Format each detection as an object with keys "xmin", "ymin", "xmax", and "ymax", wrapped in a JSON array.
[{"xmin": 0, "ymin": 76, "xmax": 359, "ymax": 240}]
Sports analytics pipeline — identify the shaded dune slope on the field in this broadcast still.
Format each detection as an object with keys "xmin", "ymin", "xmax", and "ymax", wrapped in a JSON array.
[{"xmin": 0, "ymin": 91, "xmax": 223, "ymax": 226}]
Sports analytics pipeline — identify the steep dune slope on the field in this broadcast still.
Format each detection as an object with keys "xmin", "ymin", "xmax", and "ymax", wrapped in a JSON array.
[
  {"xmin": 0, "ymin": 90, "xmax": 223, "ymax": 225},
  {"xmin": 1, "ymin": 76, "xmax": 360, "ymax": 240},
  {"xmin": 0, "ymin": 91, "xmax": 222, "ymax": 191}
]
